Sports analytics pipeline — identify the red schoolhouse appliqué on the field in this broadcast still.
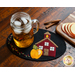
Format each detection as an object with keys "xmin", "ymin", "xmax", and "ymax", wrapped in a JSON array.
[{"xmin": 35, "ymin": 32, "xmax": 58, "ymax": 57}]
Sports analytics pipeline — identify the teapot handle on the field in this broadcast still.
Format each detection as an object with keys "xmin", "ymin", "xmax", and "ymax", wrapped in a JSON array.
[{"xmin": 32, "ymin": 19, "xmax": 39, "ymax": 34}]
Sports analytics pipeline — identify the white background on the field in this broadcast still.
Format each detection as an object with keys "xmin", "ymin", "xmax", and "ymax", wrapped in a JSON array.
[{"xmin": 0, "ymin": 0, "xmax": 75, "ymax": 7}]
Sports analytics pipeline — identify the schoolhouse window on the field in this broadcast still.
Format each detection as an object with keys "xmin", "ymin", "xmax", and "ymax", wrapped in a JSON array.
[
  {"xmin": 46, "ymin": 35, "xmax": 49, "ymax": 38},
  {"xmin": 50, "ymin": 47, "xmax": 54, "ymax": 51},
  {"xmin": 44, "ymin": 42, "xmax": 49, "ymax": 46},
  {"xmin": 39, "ymin": 46, "xmax": 43, "ymax": 50}
]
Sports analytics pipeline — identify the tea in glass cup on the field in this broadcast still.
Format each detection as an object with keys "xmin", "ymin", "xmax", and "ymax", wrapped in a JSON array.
[{"xmin": 10, "ymin": 12, "xmax": 39, "ymax": 48}]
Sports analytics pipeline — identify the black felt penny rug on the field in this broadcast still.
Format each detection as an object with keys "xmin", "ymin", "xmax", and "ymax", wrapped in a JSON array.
[{"xmin": 6, "ymin": 29, "xmax": 66, "ymax": 61}]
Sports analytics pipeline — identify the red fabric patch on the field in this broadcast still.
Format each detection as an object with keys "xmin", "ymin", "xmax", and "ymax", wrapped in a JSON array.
[{"xmin": 36, "ymin": 32, "xmax": 57, "ymax": 57}]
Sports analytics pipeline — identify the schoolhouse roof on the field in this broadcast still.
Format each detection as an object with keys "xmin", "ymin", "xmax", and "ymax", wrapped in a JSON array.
[
  {"xmin": 35, "ymin": 38, "xmax": 58, "ymax": 48},
  {"xmin": 44, "ymin": 32, "xmax": 51, "ymax": 35}
]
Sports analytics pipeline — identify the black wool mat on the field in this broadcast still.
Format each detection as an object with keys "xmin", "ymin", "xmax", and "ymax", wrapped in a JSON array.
[{"xmin": 6, "ymin": 29, "xmax": 66, "ymax": 61}]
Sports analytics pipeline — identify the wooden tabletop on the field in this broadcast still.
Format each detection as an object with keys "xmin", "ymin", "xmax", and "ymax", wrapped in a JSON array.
[{"xmin": 0, "ymin": 7, "xmax": 75, "ymax": 67}]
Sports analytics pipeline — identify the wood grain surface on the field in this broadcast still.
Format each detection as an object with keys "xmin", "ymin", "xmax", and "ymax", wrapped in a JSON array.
[{"xmin": 0, "ymin": 7, "xmax": 75, "ymax": 67}]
